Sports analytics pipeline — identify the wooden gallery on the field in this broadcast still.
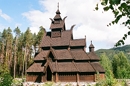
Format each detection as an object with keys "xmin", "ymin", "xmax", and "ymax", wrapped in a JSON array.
[{"xmin": 26, "ymin": 7, "xmax": 105, "ymax": 82}]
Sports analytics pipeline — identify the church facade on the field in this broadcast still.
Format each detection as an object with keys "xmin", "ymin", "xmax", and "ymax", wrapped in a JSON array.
[{"xmin": 26, "ymin": 7, "xmax": 105, "ymax": 82}]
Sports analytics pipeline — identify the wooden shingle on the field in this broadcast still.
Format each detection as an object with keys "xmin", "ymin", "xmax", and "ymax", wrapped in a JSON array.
[
  {"xmin": 91, "ymin": 62, "xmax": 105, "ymax": 72},
  {"xmin": 88, "ymin": 52, "xmax": 100, "ymax": 61},
  {"xmin": 26, "ymin": 63, "xmax": 44, "ymax": 72},
  {"xmin": 70, "ymin": 39, "xmax": 86, "ymax": 47},
  {"xmin": 71, "ymin": 49, "xmax": 90, "ymax": 60},
  {"xmin": 75, "ymin": 62, "xmax": 95, "ymax": 72},
  {"xmin": 34, "ymin": 50, "xmax": 50, "ymax": 61}
]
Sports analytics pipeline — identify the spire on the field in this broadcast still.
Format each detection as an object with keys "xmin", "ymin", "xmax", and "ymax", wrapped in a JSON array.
[
  {"xmin": 89, "ymin": 41, "xmax": 95, "ymax": 52},
  {"xmin": 56, "ymin": 3, "xmax": 60, "ymax": 14},
  {"xmin": 50, "ymin": 3, "xmax": 66, "ymax": 32},
  {"xmin": 54, "ymin": 3, "xmax": 61, "ymax": 20},
  {"xmin": 57, "ymin": 2, "xmax": 59, "ymax": 9}
]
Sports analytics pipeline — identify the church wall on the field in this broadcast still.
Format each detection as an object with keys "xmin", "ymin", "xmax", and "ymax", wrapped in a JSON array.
[
  {"xmin": 26, "ymin": 73, "xmax": 43, "ymax": 82},
  {"xmin": 100, "ymin": 73, "xmax": 105, "ymax": 79},
  {"xmin": 42, "ymin": 74, "xmax": 46, "ymax": 82},
  {"xmin": 26, "ymin": 74, "xmax": 38, "ymax": 82},
  {"xmin": 94, "ymin": 73, "xmax": 105, "ymax": 81},
  {"xmin": 58, "ymin": 73, "xmax": 77, "ymax": 82},
  {"xmin": 79, "ymin": 73, "xmax": 95, "ymax": 82},
  {"xmin": 52, "ymin": 73, "xmax": 56, "ymax": 82}
]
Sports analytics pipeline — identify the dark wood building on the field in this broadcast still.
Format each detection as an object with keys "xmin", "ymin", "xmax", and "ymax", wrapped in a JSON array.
[{"xmin": 26, "ymin": 7, "xmax": 105, "ymax": 82}]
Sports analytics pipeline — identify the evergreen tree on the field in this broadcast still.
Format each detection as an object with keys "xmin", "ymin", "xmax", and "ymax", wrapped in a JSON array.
[
  {"xmin": 13, "ymin": 27, "xmax": 21, "ymax": 78},
  {"xmin": 112, "ymin": 51, "xmax": 130, "ymax": 78}
]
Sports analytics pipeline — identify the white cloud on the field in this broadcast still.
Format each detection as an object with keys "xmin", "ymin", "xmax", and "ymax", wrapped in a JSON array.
[
  {"xmin": 0, "ymin": 9, "xmax": 11, "ymax": 21},
  {"xmin": 22, "ymin": 0, "xmax": 130, "ymax": 50},
  {"xmin": 15, "ymin": 23, "xmax": 22, "ymax": 28}
]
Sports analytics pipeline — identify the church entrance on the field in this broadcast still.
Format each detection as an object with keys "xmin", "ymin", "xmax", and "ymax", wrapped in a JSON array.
[{"xmin": 47, "ymin": 66, "xmax": 52, "ymax": 81}]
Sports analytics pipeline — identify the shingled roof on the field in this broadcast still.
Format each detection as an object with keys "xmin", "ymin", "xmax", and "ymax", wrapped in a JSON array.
[
  {"xmin": 52, "ymin": 49, "xmax": 73, "ymax": 60},
  {"xmin": 91, "ymin": 62, "xmax": 105, "ymax": 72},
  {"xmin": 70, "ymin": 39, "xmax": 86, "ymax": 47},
  {"xmin": 27, "ymin": 5, "xmax": 105, "ymax": 77},
  {"xmin": 75, "ymin": 62, "xmax": 95, "ymax": 72},
  {"xmin": 40, "ymin": 30, "xmax": 72, "ymax": 47},
  {"xmin": 49, "ymin": 62, "xmax": 104, "ymax": 73},
  {"xmin": 88, "ymin": 52, "xmax": 100, "ymax": 61},
  {"xmin": 71, "ymin": 49, "xmax": 90, "ymax": 60},
  {"xmin": 54, "ymin": 9, "xmax": 61, "ymax": 20},
  {"xmin": 34, "ymin": 50, "xmax": 50, "ymax": 61},
  {"xmin": 26, "ymin": 63, "xmax": 44, "ymax": 72},
  {"xmin": 50, "ymin": 21, "xmax": 65, "ymax": 29}
]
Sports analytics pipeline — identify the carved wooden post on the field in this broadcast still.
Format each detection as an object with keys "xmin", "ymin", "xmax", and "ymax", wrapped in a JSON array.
[
  {"xmin": 77, "ymin": 73, "xmax": 79, "ymax": 86},
  {"xmin": 55, "ymin": 60, "xmax": 58, "ymax": 82},
  {"xmin": 56, "ymin": 72, "xmax": 58, "ymax": 82}
]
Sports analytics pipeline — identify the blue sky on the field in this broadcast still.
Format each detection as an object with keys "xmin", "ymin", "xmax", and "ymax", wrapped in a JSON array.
[
  {"xmin": 0, "ymin": 0, "xmax": 42, "ymax": 32},
  {"xmin": 0, "ymin": 0, "xmax": 129, "ymax": 50}
]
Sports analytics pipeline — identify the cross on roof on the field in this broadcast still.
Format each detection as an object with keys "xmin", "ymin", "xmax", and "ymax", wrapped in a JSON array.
[{"xmin": 57, "ymin": 2, "xmax": 59, "ymax": 9}]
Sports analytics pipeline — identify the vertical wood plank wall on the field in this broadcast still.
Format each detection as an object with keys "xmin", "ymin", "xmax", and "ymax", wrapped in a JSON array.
[
  {"xmin": 79, "ymin": 75, "xmax": 94, "ymax": 82},
  {"xmin": 59, "ymin": 74, "xmax": 77, "ymax": 82},
  {"xmin": 26, "ymin": 73, "xmax": 105, "ymax": 82},
  {"xmin": 26, "ymin": 75, "xmax": 38, "ymax": 82}
]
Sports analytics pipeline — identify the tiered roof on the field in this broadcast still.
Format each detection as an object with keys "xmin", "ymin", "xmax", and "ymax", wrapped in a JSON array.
[{"xmin": 26, "ymin": 6, "xmax": 105, "ymax": 74}]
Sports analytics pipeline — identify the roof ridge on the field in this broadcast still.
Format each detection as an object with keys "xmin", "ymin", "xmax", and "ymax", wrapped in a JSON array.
[
  {"xmin": 69, "ymin": 49, "xmax": 75, "ymax": 60},
  {"xmin": 50, "ymin": 48, "xmax": 57, "ymax": 59},
  {"xmin": 89, "ymin": 62, "xmax": 96, "ymax": 72},
  {"xmin": 56, "ymin": 61, "xmax": 59, "ymax": 72},
  {"xmin": 72, "ymin": 61, "xmax": 79, "ymax": 72}
]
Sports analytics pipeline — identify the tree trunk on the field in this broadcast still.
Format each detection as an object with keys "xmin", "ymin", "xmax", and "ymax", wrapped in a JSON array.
[{"xmin": 14, "ymin": 36, "xmax": 18, "ymax": 78}]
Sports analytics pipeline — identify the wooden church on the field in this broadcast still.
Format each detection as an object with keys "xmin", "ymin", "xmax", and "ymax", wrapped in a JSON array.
[{"xmin": 26, "ymin": 6, "xmax": 105, "ymax": 82}]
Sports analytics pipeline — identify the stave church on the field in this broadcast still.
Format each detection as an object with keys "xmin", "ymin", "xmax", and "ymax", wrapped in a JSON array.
[{"xmin": 26, "ymin": 5, "xmax": 105, "ymax": 82}]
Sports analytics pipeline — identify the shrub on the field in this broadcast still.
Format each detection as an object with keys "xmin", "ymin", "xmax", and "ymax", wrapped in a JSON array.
[{"xmin": 0, "ymin": 73, "xmax": 13, "ymax": 86}]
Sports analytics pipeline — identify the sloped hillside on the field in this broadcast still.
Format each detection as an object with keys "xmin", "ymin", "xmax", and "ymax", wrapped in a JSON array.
[{"xmin": 96, "ymin": 45, "xmax": 130, "ymax": 60}]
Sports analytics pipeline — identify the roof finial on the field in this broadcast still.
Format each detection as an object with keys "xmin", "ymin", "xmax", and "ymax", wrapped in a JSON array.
[
  {"xmin": 57, "ymin": 2, "xmax": 59, "ymax": 10},
  {"xmin": 56, "ymin": 2, "xmax": 60, "ymax": 14},
  {"xmin": 91, "ymin": 40, "xmax": 92, "ymax": 44}
]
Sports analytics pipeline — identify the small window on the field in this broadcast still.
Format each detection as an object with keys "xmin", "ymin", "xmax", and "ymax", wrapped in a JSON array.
[{"xmin": 51, "ymin": 31, "xmax": 61, "ymax": 38}]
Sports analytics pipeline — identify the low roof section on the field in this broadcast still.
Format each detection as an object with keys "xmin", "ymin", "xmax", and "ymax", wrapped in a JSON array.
[
  {"xmin": 88, "ymin": 52, "xmax": 100, "ymax": 61},
  {"xmin": 34, "ymin": 50, "xmax": 50, "ymax": 61},
  {"xmin": 49, "ymin": 62, "xmax": 96, "ymax": 73},
  {"xmin": 91, "ymin": 62, "xmax": 105, "ymax": 73},
  {"xmin": 51, "ymin": 49, "xmax": 73, "ymax": 60},
  {"xmin": 70, "ymin": 49, "xmax": 90, "ymax": 60},
  {"xmin": 51, "ymin": 48, "xmax": 90, "ymax": 60},
  {"xmin": 26, "ymin": 63, "xmax": 44, "ymax": 73}
]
